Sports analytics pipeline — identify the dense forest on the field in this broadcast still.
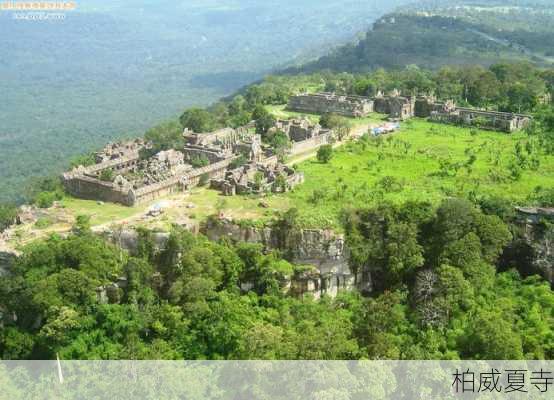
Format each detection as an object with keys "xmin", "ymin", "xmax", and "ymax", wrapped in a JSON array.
[
  {"xmin": 1, "ymin": 198, "xmax": 552, "ymax": 360},
  {"xmin": 295, "ymin": 1, "xmax": 554, "ymax": 73}
]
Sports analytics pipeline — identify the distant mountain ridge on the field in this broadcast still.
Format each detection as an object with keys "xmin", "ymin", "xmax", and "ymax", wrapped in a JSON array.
[{"xmin": 290, "ymin": 0, "xmax": 554, "ymax": 73}]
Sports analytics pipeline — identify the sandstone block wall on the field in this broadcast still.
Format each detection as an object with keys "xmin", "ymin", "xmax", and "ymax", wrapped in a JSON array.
[
  {"xmin": 287, "ymin": 93, "xmax": 373, "ymax": 117},
  {"xmin": 63, "ymin": 175, "xmax": 134, "ymax": 205},
  {"xmin": 290, "ymin": 133, "xmax": 331, "ymax": 156}
]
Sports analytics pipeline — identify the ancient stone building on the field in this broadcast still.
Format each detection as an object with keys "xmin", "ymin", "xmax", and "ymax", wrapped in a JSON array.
[
  {"xmin": 232, "ymin": 135, "xmax": 266, "ymax": 163},
  {"xmin": 287, "ymin": 90, "xmax": 532, "ymax": 132},
  {"xmin": 271, "ymin": 118, "xmax": 333, "ymax": 156},
  {"xmin": 211, "ymin": 160, "xmax": 304, "ymax": 196},
  {"xmin": 63, "ymin": 120, "xmax": 318, "ymax": 206},
  {"xmin": 287, "ymin": 92, "xmax": 374, "ymax": 117},
  {"xmin": 414, "ymin": 95, "xmax": 455, "ymax": 117},
  {"xmin": 94, "ymin": 139, "xmax": 147, "ymax": 163},
  {"xmin": 63, "ymin": 136, "xmax": 236, "ymax": 206},
  {"xmin": 373, "ymin": 90, "xmax": 415, "ymax": 120},
  {"xmin": 429, "ymin": 107, "xmax": 532, "ymax": 132},
  {"xmin": 183, "ymin": 126, "xmax": 251, "ymax": 149}
]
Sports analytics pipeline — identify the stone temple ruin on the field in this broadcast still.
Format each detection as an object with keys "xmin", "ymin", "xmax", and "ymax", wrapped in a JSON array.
[
  {"xmin": 63, "ymin": 122, "xmax": 312, "ymax": 206},
  {"xmin": 415, "ymin": 95, "xmax": 531, "ymax": 132},
  {"xmin": 271, "ymin": 117, "xmax": 333, "ymax": 155},
  {"xmin": 287, "ymin": 90, "xmax": 416, "ymax": 120},
  {"xmin": 287, "ymin": 92, "xmax": 374, "ymax": 117},
  {"xmin": 209, "ymin": 117, "xmax": 330, "ymax": 196},
  {"xmin": 287, "ymin": 91, "xmax": 532, "ymax": 132},
  {"xmin": 211, "ymin": 159, "xmax": 304, "ymax": 196},
  {"xmin": 429, "ymin": 106, "xmax": 532, "ymax": 133}
]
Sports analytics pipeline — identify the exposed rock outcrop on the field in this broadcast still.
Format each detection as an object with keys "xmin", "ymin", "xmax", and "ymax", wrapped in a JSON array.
[
  {"xmin": 104, "ymin": 229, "xmax": 171, "ymax": 256},
  {"xmin": 202, "ymin": 218, "xmax": 361, "ymax": 298},
  {"xmin": 516, "ymin": 207, "xmax": 554, "ymax": 285},
  {"xmin": 0, "ymin": 250, "xmax": 18, "ymax": 277}
]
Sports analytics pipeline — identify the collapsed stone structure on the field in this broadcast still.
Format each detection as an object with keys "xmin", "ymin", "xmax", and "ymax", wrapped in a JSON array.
[
  {"xmin": 207, "ymin": 118, "xmax": 325, "ymax": 196},
  {"xmin": 287, "ymin": 90, "xmax": 416, "ymax": 121},
  {"xmin": 287, "ymin": 92, "xmax": 374, "ymax": 117},
  {"xmin": 211, "ymin": 160, "xmax": 303, "ymax": 196},
  {"xmin": 429, "ymin": 107, "xmax": 532, "ymax": 133},
  {"xmin": 271, "ymin": 117, "xmax": 333, "ymax": 156},
  {"xmin": 373, "ymin": 89, "xmax": 415, "ymax": 120},
  {"xmin": 63, "ymin": 129, "xmax": 242, "ymax": 206},
  {"xmin": 63, "ymin": 120, "xmax": 312, "ymax": 206},
  {"xmin": 287, "ymin": 91, "xmax": 533, "ymax": 131},
  {"xmin": 414, "ymin": 95, "xmax": 455, "ymax": 117}
]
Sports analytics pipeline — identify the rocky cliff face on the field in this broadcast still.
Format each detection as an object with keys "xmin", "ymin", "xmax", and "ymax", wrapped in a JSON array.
[
  {"xmin": 202, "ymin": 218, "xmax": 362, "ymax": 298},
  {"xmin": 516, "ymin": 208, "xmax": 553, "ymax": 285},
  {"xmin": 104, "ymin": 229, "xmax": 171, "ymax": 256},
  {"xmin": 0, "ymin": 250, "xmax": 18, "ymax": 277}
]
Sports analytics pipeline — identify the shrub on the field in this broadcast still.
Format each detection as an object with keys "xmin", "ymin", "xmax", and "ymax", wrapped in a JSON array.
[
  {"xmin": 34, "ymin": 217, "xmax": 53, "ymax": 229},
  {"xmin": 317, "ymin": 145, "xmax": 333, "ymax": 163},
  {"xmin": 190, "ymin": 155, "xmax": 210, "ymax": 168},
  {"xmin": 0, "ymin": 204, "xmax": 17, "ymax": 232},
  {"xmin": 35, "ymin": 191, "xmax": 62, "ymax": 209},
  {"xmin": 99, "ymin": 168, "xmax": 114, "ymax": 182},
  {"xmin": 229, "ymin": 154, "xmax": 248, "ymax": 170}
]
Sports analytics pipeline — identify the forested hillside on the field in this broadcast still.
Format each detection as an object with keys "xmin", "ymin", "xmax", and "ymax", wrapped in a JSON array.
[
  {"xmin": 2, "ymin": 60, "xmax": 553, "ymax": 360},
  {"xmin": 295, "ymin": 0, "xmax": 554, "ymax": 73}
]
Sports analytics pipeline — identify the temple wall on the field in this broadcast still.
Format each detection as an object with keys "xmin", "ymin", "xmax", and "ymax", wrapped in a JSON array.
[
  {"xmin": 373, "ymin": 97, "xmax": 391, "ymax": 114},
  {"xmin": 429, "ymin": 110, "xmax": 531, "ymax": 133},
  {"xmin": 287, "ymin": 94, "xmax": 372, "ymax": 117},
  {"xmin": 63, "ymin": 176, "xmax": 132, "ymax": 205},
  {"xmin": 182, "ymin": 158, "xmax": 235, "ymax": 189},
  {"xmin": 414, "ymin": 99, "xmax": 445, "ymax": 118},
  {"xmin": 290, "ymin": 133, "xmax": 331, "ymax": 156},
  {"xmin": 86, "ymin": 154, "xmax": 140, "ymax": 175},
  {"xmin": 183, "ymin": 146, "xmax": 228, "ymax": 164}
]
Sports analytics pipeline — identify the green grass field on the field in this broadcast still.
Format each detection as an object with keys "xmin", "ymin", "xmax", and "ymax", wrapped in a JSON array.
[
  {"xmin": 274, "ymin": 118, "xmax": 554, "ymax": 229},
  {"xmin": 60, "ymin": 197, "xmax": 150, "ymax": 226}
]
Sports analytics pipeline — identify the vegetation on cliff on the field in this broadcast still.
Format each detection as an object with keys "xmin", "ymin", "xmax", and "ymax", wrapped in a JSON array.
[{"xmin": 1, "ymin": 200, "xmax": 552, "ymax": 360}]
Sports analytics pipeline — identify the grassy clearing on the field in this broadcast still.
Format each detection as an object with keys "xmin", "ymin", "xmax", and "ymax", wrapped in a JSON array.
[
  {"xmin": 180, "ymin": 187, "xmax": 292, "ymax": 224},
  {"xmin": 60, "ymin": 197, "xmax": 150, "ymax": 226},
  {"xmin": 277, "ymin": 119, "xmax": 554, "ymax": 228}
]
